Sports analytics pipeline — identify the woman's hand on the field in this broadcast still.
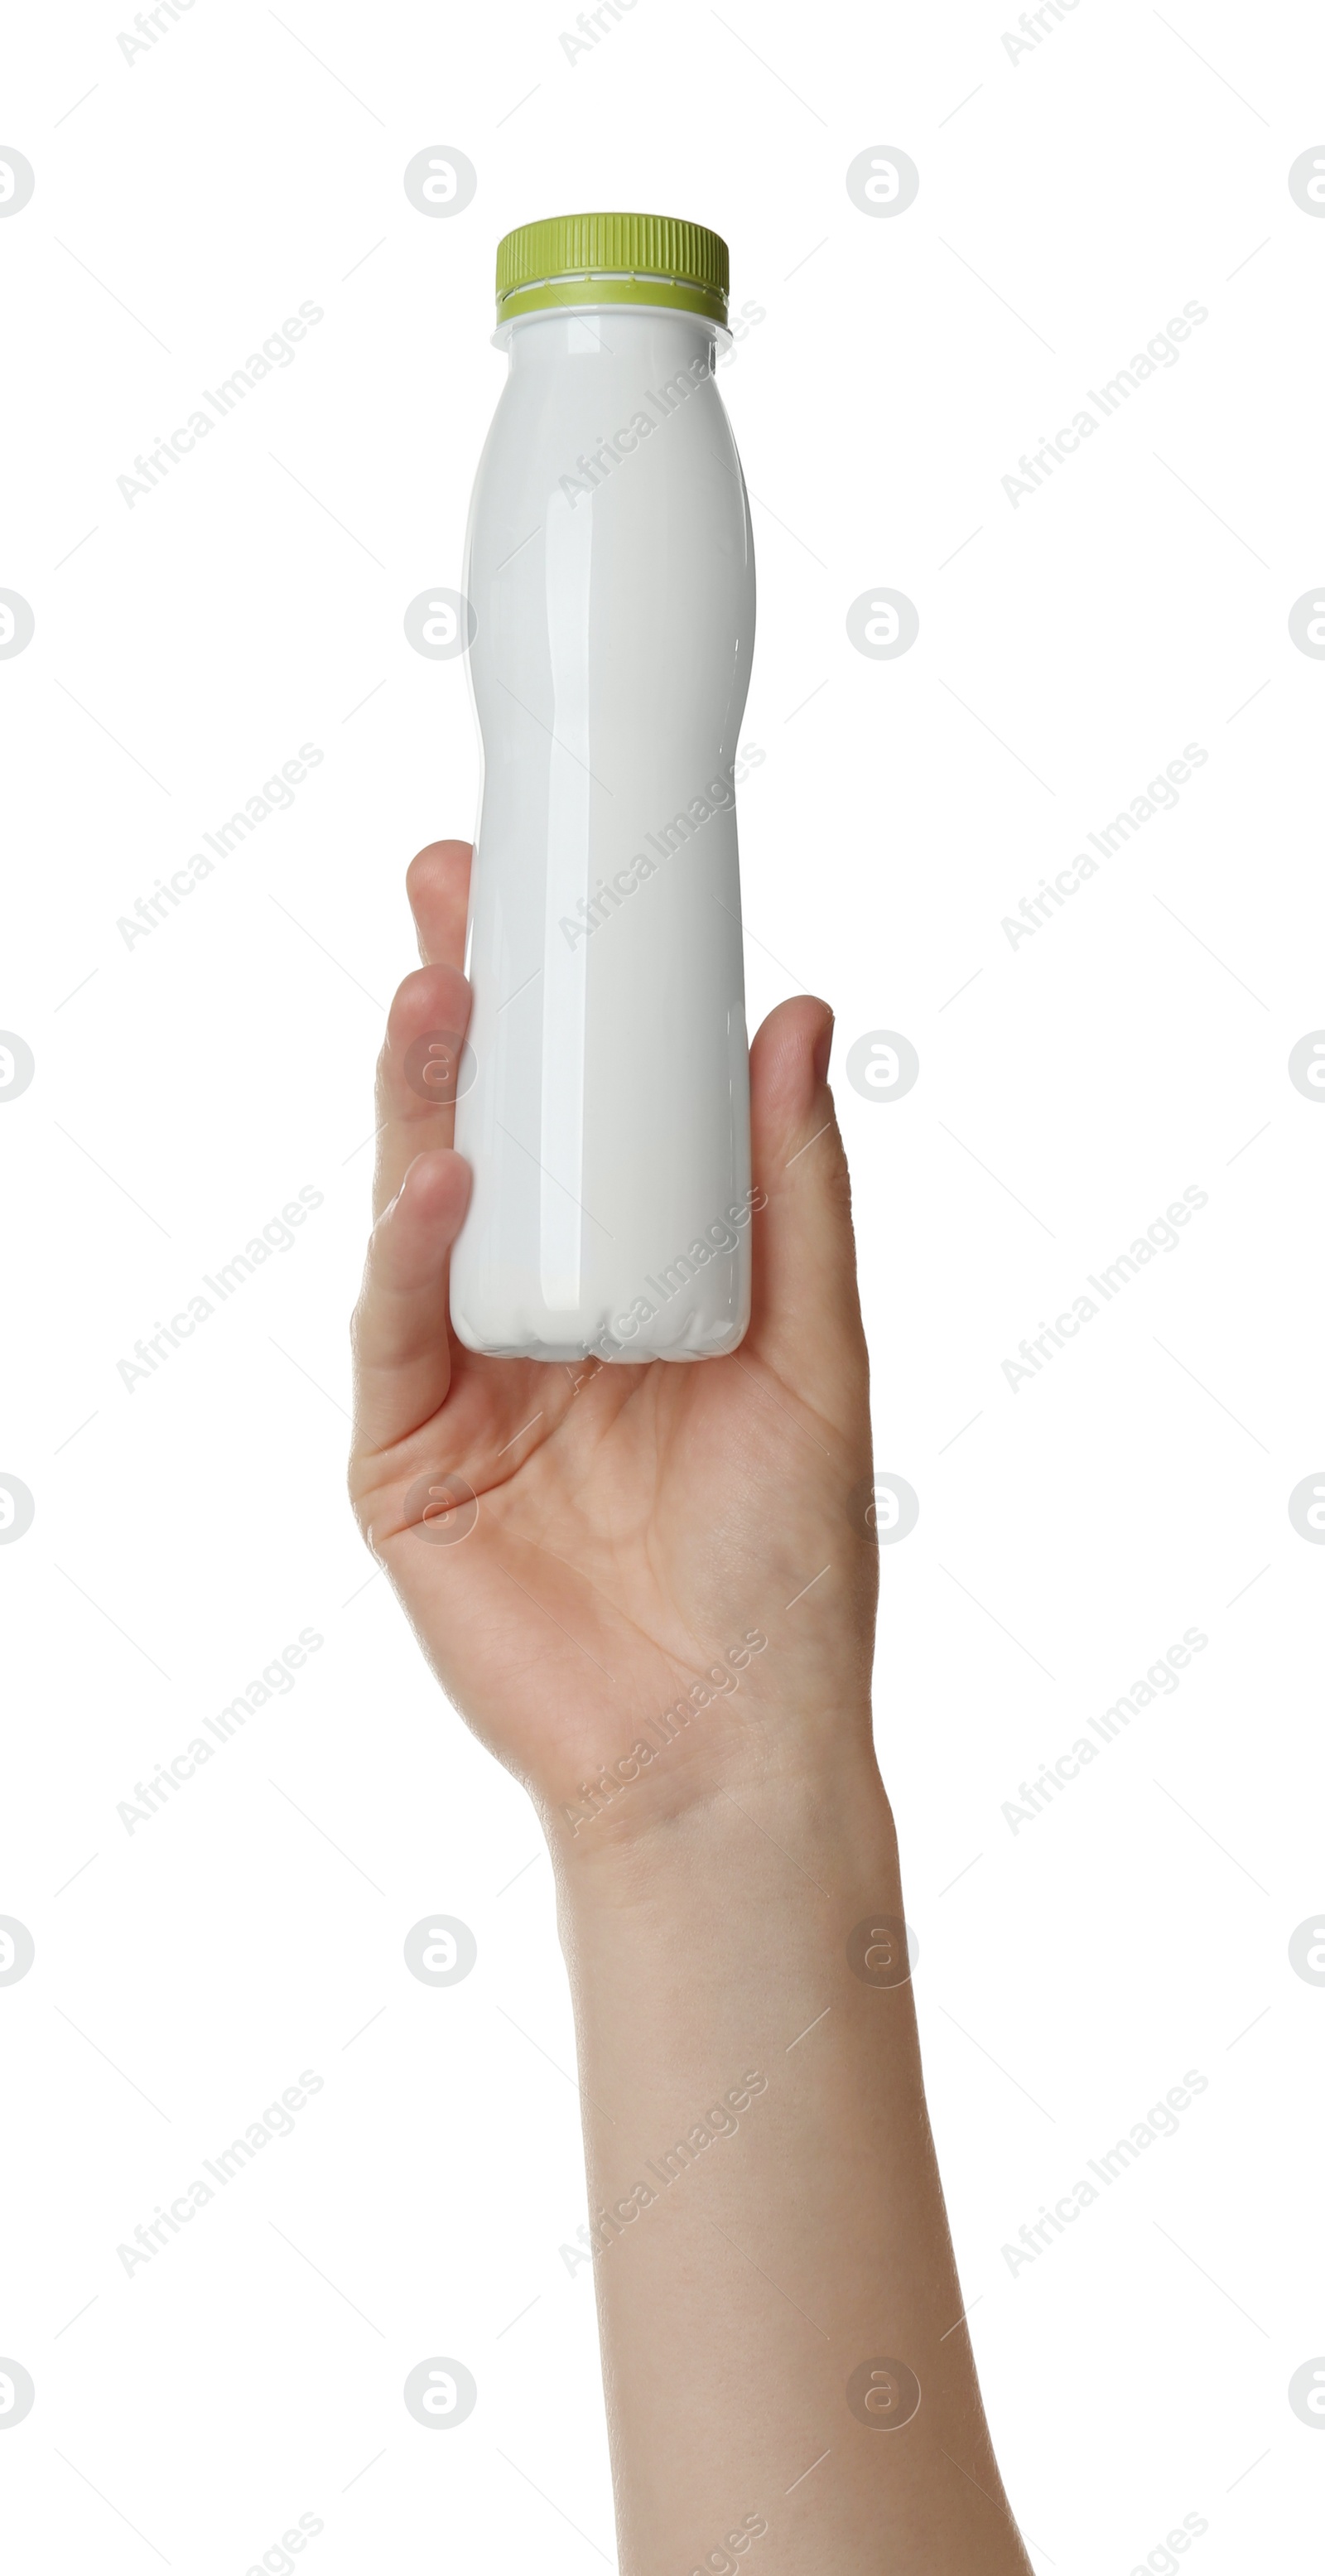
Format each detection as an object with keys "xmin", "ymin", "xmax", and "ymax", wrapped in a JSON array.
[
  {"xmin": 348, "ymin": 840, "xmax": 880, "ymax": 1865},
  {"xmin": 349, "ymin": 842, "xmax": 1032, "ymax": 2574}
]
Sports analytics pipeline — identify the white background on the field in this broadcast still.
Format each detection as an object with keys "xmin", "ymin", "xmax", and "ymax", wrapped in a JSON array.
[{"xmin": 2, "ymin": 2, "xmax": 1323, "ymax": 2569}]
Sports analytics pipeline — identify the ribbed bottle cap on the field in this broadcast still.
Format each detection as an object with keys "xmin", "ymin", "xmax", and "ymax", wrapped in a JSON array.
[{"xmin": 495, "ymin": 211, "xmax": 729, "ymax": 326}]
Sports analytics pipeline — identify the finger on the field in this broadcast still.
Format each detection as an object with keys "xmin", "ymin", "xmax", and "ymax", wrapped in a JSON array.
[
  {"xmin": 372, "ymin": 960, "xmax": 472, "ymax": 1221},
  {"xmin": 746, "ymin": 996, "xmax": 869, "ymax": 1425},
  {"xmin": 407, "ymin": 840, "xmax": 472, "ymax": 970},
  {"xmin": 352, "ymin": 1148, "xmax": 471, "ymax": 1454}
]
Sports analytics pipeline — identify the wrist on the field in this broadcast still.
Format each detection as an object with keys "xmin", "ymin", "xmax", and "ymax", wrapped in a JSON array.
[{"xmin": 542, "ymin": 1723, "xmax": 896, "ymax": 1924}]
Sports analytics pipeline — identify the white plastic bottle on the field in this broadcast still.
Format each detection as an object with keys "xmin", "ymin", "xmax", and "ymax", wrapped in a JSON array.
[{"xmin": 450, "ymin": 212, "xmax": 756, "ymax": 1363}]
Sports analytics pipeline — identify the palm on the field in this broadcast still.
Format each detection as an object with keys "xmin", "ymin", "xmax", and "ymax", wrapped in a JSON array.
[{"xmin": 349, "ymin": 844, "xmax": 873, "ymax": 1832}]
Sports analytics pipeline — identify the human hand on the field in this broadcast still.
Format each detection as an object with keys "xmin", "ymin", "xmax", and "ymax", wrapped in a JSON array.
[
  {"xmin": 349, "ymin": 845, "xmax": 1033, "ymax": 2576},
  {"xmin": 349, "ymin": 840, "xmax": 881, "ymax": 1869}
]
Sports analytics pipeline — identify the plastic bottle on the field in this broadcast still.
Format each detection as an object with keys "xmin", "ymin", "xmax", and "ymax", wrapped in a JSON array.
[{"xmin": 450, "ymin": 212, "xmax": 756, "ymax": 1363}]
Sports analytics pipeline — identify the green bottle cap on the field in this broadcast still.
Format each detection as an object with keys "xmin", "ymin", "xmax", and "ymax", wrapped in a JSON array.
[{"xmin": 495, "ymin": 211, "xmax": 729, "ymax": 327}]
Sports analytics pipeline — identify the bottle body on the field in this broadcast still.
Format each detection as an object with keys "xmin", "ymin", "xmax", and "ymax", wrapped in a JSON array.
[{"xmin": 450, "ymin": 304, "xmax": 755, "ymax": 1363}]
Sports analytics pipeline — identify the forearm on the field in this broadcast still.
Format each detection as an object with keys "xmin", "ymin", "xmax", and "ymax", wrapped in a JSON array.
[{"xmin": 553, "ymin": 1746, "xmax": 1031, "ymax": 2576}]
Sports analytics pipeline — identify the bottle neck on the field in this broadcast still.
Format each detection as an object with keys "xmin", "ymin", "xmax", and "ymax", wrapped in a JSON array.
[{"xmin": 497, "ymin": 306, "xmax": 725, "ymax": 367}]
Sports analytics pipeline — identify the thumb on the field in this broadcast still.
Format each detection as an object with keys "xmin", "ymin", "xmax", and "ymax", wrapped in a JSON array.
[{"xmin": 745, "ymin": 996, "xmax": 870, "ymax": 1427}]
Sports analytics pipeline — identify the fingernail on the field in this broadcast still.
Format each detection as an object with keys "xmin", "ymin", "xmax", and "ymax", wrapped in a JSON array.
[{"xmin": 812, "ymin": 1011, "xmax": 835, "ymax": 1088}]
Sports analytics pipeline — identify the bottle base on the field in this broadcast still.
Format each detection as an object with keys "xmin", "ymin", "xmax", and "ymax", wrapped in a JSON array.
[{"xmin": 450, "ymin": 1306, "xmax": 747, "ymax": 1365}]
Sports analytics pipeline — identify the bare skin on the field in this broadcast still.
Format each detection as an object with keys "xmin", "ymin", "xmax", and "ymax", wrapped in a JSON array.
[{"xmin": 349, "ymin": 840, "xmax": 1032, "ymax": 2575}]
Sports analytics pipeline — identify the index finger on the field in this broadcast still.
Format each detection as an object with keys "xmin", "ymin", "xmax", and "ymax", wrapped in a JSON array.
[
  {"xmin": 368, "ymin": 842, "xmax": 473, "ymax": 1222},
  {"xmin": 407, "ymin": 839, "xmax": 472, "ymax": 969}
]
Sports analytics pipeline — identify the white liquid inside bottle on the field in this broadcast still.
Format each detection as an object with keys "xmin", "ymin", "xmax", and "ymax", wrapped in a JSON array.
[{"xmin": 450, "ymin": 215, "xmax": 755, "ymax": 1363}]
